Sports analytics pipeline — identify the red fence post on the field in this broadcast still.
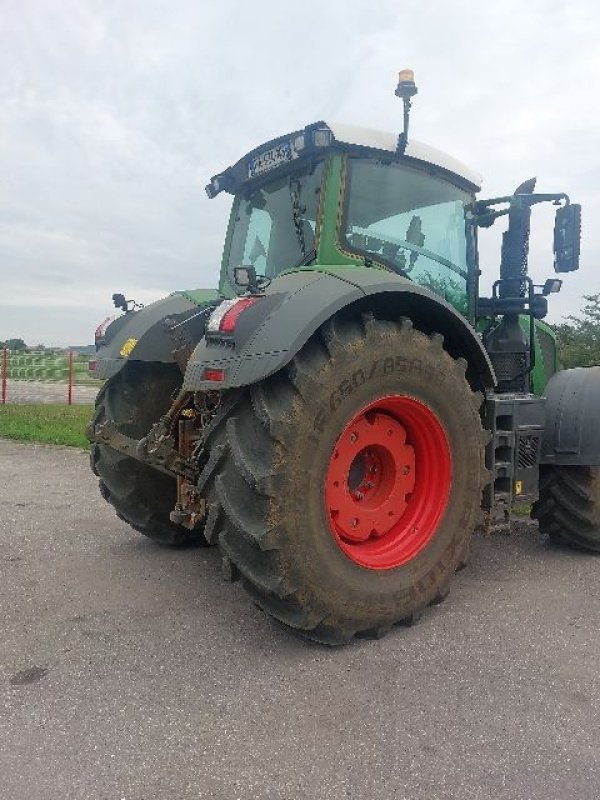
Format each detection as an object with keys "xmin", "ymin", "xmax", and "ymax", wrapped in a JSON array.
[
  {"xmin": 1, "ymin": 347, "xmax": 7, "ymax": 404},
  {"xmin": 68, "ymin": 350, "xmax": 74, "ymax": 406}
]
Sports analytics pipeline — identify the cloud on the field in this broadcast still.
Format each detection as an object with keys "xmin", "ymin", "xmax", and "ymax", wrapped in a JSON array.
[{"xmin": 0, "ymin": 0, "xmax": 599, "ymax": 345}]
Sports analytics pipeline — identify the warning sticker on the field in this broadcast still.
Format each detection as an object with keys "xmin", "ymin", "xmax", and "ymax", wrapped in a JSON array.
[{"xmin": 119, "ymin": 338, "xmax": 138, "ymax": 357}]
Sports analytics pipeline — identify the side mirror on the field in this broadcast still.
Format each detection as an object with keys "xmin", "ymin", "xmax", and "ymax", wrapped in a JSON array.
[{"xmin": 554, "ymin": 204, "xmax": 581, "ymax": 272}]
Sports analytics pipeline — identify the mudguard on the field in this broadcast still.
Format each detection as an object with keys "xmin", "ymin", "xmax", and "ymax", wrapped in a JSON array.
[
  {"xmin": 93, "ymin": 290, "xmax": 219, "ymax": 380},
  {"xmin": 541, "ymin": 366, "xmax": 600, "ymax": 466},
  {"xmin": 183, "ymin": 267, "xmax": 496, "ymax": 392}
]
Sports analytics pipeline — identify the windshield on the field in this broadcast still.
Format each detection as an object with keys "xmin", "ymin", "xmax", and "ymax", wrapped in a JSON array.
[
  {"xmin": 343, "ymin": 158, "xmax": 473, "ymax": 312},
  {"xmin": 227, "ymin": 160, "xmax": 325, "ymax": 283}
]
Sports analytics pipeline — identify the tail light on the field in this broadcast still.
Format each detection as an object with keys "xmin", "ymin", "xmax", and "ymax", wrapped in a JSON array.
[{"xmin": 207, "ymin": 297, "xmax": 259, "ymax": 335}]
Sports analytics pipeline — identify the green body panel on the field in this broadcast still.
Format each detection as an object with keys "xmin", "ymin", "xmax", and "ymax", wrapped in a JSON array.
[
  {"xmin": 315, "ymin": 156, "xmax": 363, "ymax": 269},
  {"xmin": 513, "ymin": 316, "xmax": 558, "ymax": 394},
  {"xmin": 175, "ymin": 288, "xmax": 221, "ymax": 305},
  {"xmin": 530, "ymin": 318, "xmax": 558, "ymax": 394},
  {"xmin": 529, "ymin": 322, "xmax": 547, "ymax": 393}
]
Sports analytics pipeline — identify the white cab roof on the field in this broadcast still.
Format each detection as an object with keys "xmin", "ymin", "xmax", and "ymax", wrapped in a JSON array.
[{"xmin": 326, "ymin": 122, "xmax": 482, "ymax": 190}]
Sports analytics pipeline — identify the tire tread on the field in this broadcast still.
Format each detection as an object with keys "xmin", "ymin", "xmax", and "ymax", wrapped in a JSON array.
[{"xmin": 532, "ymin": 465, "xmax": 600, "ymax": 551}]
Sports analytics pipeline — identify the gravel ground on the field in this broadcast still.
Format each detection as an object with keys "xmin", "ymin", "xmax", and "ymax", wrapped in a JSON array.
[{"xmin": 1, "ymin": 439, "xmax": 599, "ymax": 800}]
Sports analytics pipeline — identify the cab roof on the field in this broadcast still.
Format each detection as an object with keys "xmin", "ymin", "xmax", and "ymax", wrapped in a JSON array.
[
  {"xmin": 206, "ymin": 120, "xmax": 482, "ymax": 198},
  {"xmin": 326, "ymin": 122, "xmax": 482, "ymax": 191}
]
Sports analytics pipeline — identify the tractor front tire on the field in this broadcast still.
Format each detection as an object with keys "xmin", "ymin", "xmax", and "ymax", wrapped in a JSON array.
[
  {"xmin": 532, "ymin": 465, "xmax": 600, "ymax": 551},
  {"xmin": 200, "ymin": 313, "xmax": 487, "ymax": 643},
  {"xmin": 91, "ymin": 362, "xmax": 204, "ymax": 546}
]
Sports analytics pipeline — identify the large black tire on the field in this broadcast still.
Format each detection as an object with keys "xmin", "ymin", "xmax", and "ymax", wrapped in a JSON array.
[
  {"xmin": 532, "ymin": 465, "xmax": 600, "ymax": 551},
  {"xmin": 91, "ymin": 361, "xmax": 204, "ymax": 546},
  {"xmin": 199, "ymin": 313, "xmax": 487, "ymax": 643}
]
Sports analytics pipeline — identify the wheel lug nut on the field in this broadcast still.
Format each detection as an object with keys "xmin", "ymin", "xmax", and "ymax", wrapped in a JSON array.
[
  {"xmin": 354, "ymin": 491, "xmax": 364, "ymax": 501},
  {"xmin": 350, "ymin": 433, "xmax": 358, "ymax": 443},
  {"xmin": 403, "ymin": 465, "xmax": 411, "ymax": 475},
  {"xmin": 351, "ymin": 518, "xmax": 359, "ymax": 528}
]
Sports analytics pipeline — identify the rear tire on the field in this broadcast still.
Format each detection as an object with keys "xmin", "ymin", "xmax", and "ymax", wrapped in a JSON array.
[
  {"xmin": 200, "ymin": 313, "xmax": 487, "ymax": 643},
  {"xmin": 91, "ymin": 362, "xmax": 204, "ymax": 546},
  {"xmin": 532, "ymin": 465, "xmax": 600, "ymax": 551}
]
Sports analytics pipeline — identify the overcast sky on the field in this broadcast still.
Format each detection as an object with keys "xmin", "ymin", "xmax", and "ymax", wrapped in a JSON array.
[{"xmin": 1, "ymin": 0, "xmax": 599, "ymax": 346}]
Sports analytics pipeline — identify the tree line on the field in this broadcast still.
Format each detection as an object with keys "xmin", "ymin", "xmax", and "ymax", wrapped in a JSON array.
[
  {"xmin": 553, "ymin": 294, "xmax": 600, "ymax": 369},
  {"xmin": 0, "ymin": 338, "xmax": 28, "ymax": 351}
]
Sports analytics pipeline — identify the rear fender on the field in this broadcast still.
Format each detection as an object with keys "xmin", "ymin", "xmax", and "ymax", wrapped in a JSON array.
[
  {"xmin": 183, "ymin": 267, "xmax": 496, "ymax": 392},
  {"xmin": 541, "ymin": 367, "xmax": 600, "ymax": 466},
  {"xmin": 94, "ymin": 290, "xmax": 219, "ymax": 380}
]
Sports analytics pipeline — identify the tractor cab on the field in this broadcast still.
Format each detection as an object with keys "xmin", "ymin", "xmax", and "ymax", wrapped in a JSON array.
[{"xmin": 206, "ymin": 121, "xmax": 481, "ymax": 317}]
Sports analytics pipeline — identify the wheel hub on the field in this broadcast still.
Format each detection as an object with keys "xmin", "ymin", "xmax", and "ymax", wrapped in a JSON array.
[
  {"xmin": 327, "ymin": 412, "xmax": 415, "ymax": 543},
  {"xmin": 325, "ymin": 395, "xmax": 452, "ymax": 570}
]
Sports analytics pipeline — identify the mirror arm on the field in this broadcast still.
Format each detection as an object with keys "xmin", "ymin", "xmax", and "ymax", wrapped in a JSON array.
[{"xmin": 472, "ymin": 192, "xmax": 570, "ymax": 228}]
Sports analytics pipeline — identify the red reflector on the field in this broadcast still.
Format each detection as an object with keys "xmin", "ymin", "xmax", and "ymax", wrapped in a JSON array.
[
  {"xmin": 203, "ymin": 368, "xmax": 225, "ymax": 382},
  {"xmin": 89, "ymin": 360, "xmax": 97, "ymax": 372},
  {"xmin": 220, "ymin": 297, "xmax": 259, "ymax": 333}
]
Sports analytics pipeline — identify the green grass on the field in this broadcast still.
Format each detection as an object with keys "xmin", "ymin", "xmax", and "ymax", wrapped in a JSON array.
[{"xmin": 0, "ymin": 404, "xmax": 93, "ymax": 449}]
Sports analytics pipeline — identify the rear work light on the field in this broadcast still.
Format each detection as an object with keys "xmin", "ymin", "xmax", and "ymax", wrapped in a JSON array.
[{"xmin": 207, "ymin": 297, "xmax": 259, "ymax": 335}]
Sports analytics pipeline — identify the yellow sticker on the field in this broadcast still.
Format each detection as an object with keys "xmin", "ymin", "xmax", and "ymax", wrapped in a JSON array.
[
  {"xmin": 119, "ymin": 337, "xmax": 138, "ymax": 357},
  {"xmin": 515, "ymin": 480, "xmax": 523, "ymax": 495}
]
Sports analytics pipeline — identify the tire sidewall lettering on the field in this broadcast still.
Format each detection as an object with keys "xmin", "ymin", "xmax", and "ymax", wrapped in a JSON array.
[{"xmin": 316, "ymin": 355, "xmax": 444, "ymax": 432}]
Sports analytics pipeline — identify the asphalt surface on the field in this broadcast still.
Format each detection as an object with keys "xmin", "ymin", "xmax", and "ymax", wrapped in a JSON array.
[
  {"xmin": 1, "ymin": 439, "xmax": 599, "ymax": 800},
  {"xmin": 3, "ymin": 380, "xmax": 99, "ymax": 405}
]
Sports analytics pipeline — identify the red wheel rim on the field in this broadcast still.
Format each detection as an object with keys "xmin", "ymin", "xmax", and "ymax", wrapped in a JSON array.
[{"xmin": 325, "ymin": 396, "xmax": 452, "ymax": 570}]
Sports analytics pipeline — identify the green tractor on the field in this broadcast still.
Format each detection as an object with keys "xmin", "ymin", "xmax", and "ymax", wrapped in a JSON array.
[{"xmin": 88, "ymin": 71, "xmax": 599, "ymax": 644}]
